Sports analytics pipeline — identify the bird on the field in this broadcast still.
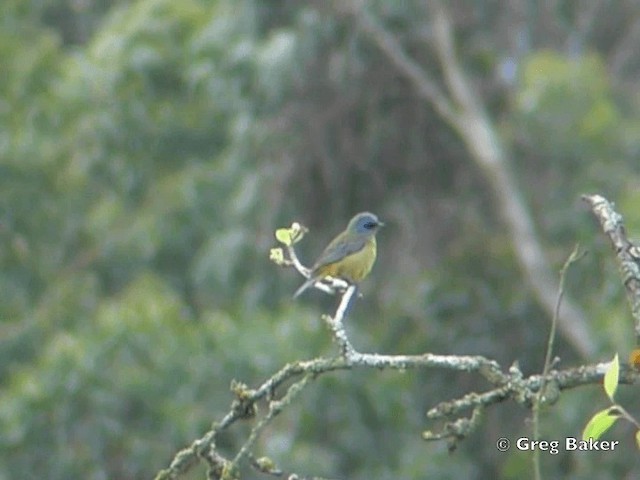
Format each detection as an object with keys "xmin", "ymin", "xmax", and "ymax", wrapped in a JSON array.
[{"xmin": 293, "ymin": 212, "xmax": 384, "ymax": 298}]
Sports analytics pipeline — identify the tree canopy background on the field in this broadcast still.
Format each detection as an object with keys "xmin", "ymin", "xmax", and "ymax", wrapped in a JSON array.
[{"xmin": 2, "ymin": 1, "xmax": 640, "ymax": 479}]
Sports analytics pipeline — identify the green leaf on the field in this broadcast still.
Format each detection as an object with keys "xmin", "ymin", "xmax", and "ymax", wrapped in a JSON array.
[
  {"xmin": 275, "ymin": 223, "xmax": 308, "ymax": 246},
  {"xmin": 635, "ymin": 430, "xmax": 640, "ymax": 450},
  {"xmin": 582, "ymin": 407, "xmax": 621, "ymax": 441},
  {"xmin": 275, "ymin": 228, "xmax": 292, "ymax": 246},
  {"xmin": 604, "ymin": 354, "xmax": 620, "ymax": 401}
]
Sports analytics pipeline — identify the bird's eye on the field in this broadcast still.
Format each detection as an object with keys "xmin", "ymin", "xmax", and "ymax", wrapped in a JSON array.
[{"xmin": 364, "ymin": 222, "xmax": 377, "ymax": 230}]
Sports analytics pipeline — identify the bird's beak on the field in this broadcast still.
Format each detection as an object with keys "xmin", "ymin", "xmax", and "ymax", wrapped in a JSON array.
[{"xmin": 378, "ymin": 221, "xmax": 385, "ymax": 228}]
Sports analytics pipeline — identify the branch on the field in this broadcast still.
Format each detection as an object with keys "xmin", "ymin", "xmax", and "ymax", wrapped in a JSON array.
[
  {"xmin": 350, "ymin": 0, "xmax": 596, "ymax": 357},
  {"xmin": 229, "ymin": 375, "xmax": 314, "ymax": 474},
  {"xmin": 425, "ymin": 361, "xmax": 640, "ymax": 435},
  {"xmin": 323, "ymin": 284, "xmax": 358, "ymax": 356},
  {"xmin": 583, "ymin": 194, "xmax": 640, "ymax": 343},
  {"xmin": 157, "ymin": 344, "xmax": 640, "ymax": 479},
  {"xmin": 353, "ymin": 4, "xmax": 459, "ymax": 126},
  {"xmin": 156, "ymin": 198, "xmax": 640, "ymax": 478}
]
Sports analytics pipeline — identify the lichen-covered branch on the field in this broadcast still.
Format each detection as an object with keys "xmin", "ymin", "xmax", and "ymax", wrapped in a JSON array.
[
  {"xmin": 583, "ymin": 194, "xmax": 640, "ymax": 343},
  {"xmin": 156, "ymin": 335, "xmax": 640, "ymax": 479},
  {"xmin": 155, "ymin": 200, "xmax": 640, "ymax": 479},
  {"xmin": 424, "ymin": 361, "xmax": 640, "ymax": 450},
  {"xmin": 228, "ymin": 374, "xmax": 314, "ymax": 476}
]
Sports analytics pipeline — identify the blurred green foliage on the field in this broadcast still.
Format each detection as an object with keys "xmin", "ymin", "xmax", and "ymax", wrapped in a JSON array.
[{"xmin": 2, "ymin": 0, "xmax": 640, "ymax": 479}]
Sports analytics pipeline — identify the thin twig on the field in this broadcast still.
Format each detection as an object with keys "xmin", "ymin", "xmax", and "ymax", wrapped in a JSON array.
[
  {"xmin": 284, "ymin": 238, "xmax": 350, "ymax": 296},
  {"xmin": 229, "ymin": 375, "xmax": 314, "ymax": 475},
  {"xmin": 531, "ymin": 244, "xmax": 585, "ymax": 480}
]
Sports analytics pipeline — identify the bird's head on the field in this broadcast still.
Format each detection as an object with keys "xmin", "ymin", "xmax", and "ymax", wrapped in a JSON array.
[{"xmin": 348, "ymin": 212, "xmax": 384, "ymax": 235}]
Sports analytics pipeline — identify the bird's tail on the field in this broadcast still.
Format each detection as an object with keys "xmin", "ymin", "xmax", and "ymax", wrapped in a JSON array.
[{"xmin": 293, "ymin": 277, "xmax": 316, "ymax": 299}]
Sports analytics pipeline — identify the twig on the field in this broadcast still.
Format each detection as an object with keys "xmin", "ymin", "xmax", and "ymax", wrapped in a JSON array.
[
  {"xmin": 531, "ymin": 244, "xmax": 584, "ymax": 480},
  {"xmin": 282, "ymin": 235, "xmax": 351, "ymax": 297},
  {"xmin": 249, "ymin": 453, "xmax": 342, "ymax": 480},
  {"xmin": 228, "ymin": 375, "xmax": 314, "ymax": 476},
  {"xmin": 322, "ymin": 285, "xmax": 358, "ymax": 356}
]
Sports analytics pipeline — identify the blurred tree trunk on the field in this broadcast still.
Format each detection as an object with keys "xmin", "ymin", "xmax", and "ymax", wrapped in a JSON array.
[{"xmin": 353, "ymin": 0, "xmax": 596, "ymax": 357}]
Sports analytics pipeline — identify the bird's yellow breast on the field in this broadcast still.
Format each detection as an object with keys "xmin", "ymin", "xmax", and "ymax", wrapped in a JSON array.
[{"xmin": 317, "ymin": 237, "xmax": 377, "ymax": 283}]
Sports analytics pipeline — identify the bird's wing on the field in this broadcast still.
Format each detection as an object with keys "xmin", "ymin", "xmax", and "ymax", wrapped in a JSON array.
[{"xmin": 313, "ymin": 236, "xmax": 367, "ymax": 269}]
